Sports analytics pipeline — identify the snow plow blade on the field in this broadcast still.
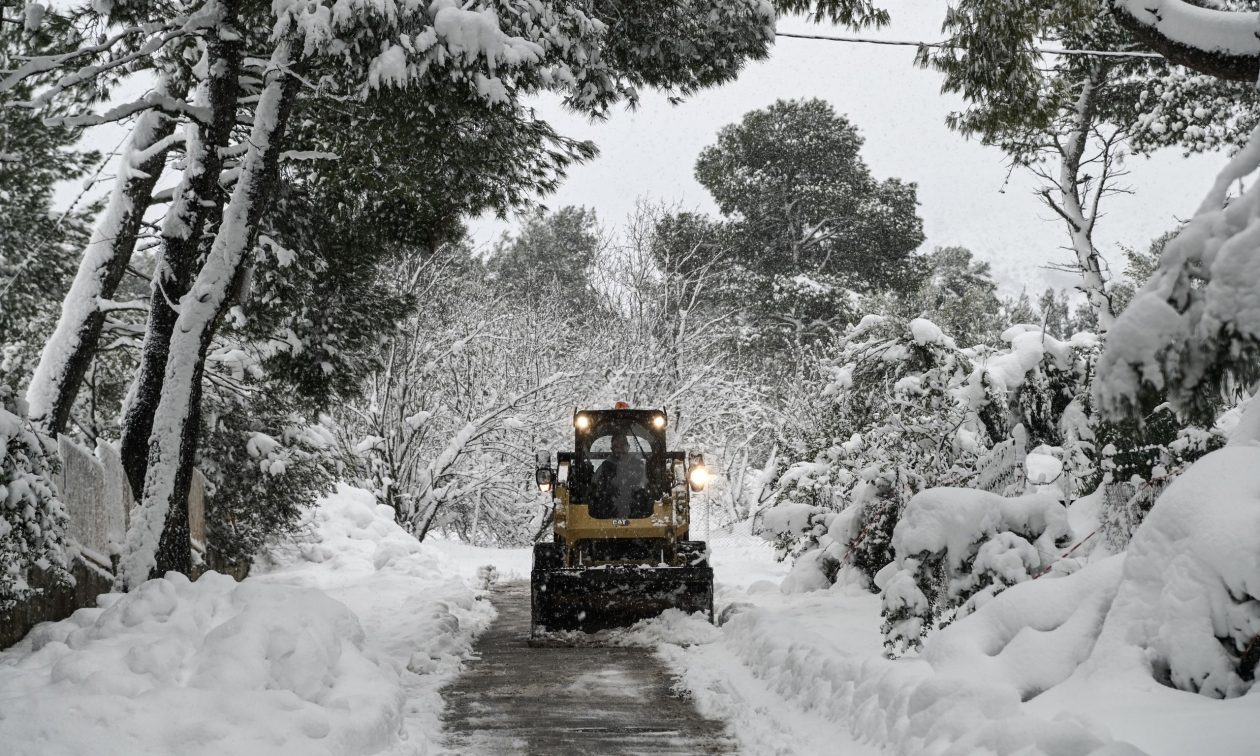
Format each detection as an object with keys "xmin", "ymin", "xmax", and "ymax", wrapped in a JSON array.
[{"xmin": 531, "ymin": 564, "xmax": 714, "ymax": 634}]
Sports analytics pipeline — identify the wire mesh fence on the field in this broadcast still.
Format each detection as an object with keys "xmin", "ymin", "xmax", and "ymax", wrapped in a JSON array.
[{"xmin": 691, "ymin": 490, "xmax": 761, "ymax": 553}]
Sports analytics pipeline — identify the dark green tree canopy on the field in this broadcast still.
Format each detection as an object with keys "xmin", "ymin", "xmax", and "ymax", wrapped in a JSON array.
[
  {"xmin": 486, "ymin": 206, "xmax": 605, "ymax": 308},
  {"xmin": 914, "ymin": 246, "xmax": 1004, "ymax": 345},
  {"xmin": 695, "ymin": 98, "xmax": 925, "ymax": 295}
]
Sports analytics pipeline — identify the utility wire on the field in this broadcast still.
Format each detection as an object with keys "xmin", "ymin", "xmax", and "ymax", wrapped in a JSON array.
[{"xmin": 775, "ymin": 30, "xmax": 1168, "ymax": 60}]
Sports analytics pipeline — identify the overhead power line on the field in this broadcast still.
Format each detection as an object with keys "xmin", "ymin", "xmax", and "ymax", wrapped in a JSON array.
[{"xmin": 775, "ymin": 30, "xmax": 1168, "ymax": 60}]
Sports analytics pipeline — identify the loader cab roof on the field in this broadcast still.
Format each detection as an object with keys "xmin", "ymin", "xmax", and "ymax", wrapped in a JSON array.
[{"xmin": 573, "ymin": 409, "xmax": 666, "ymax": 454}]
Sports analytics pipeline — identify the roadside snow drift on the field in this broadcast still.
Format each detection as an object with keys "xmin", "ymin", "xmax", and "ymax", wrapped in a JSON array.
[
  {"xmin": 0, "ymin": 484, "xmax": 492, "ymax": 756},
  {"xmin": 650, "ymin": 448, "xmax": 1260, "ymax": 756},
  {"xmin": 0, "ymin": 574, "xmax": 399, "ymax": 756}
]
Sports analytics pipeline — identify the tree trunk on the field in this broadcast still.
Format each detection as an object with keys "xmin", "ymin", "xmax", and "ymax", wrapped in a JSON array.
[
  {"xmin": 26, "ymin": 100, "xmax": 179, "ymax": 435},
  {"xmin": 121, "ymin": 48, "xmax": 302, "ymax": 587},
  {"xmin": 119, "ymin": 4, "xmax": 243, "ymax": 503},
  {"xmin": 1052, "ymin": 62, "xmax": 1117, "ymax": 333}
]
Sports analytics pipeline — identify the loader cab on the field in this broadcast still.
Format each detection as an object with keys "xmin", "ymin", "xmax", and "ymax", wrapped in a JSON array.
[{"xmin": 570, "ymin": 410, "xmax": 669, "ymax": 518}]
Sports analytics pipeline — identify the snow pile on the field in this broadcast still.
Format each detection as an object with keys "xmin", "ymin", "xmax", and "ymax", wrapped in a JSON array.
[
  {"xmin": 0, "ymin": 484, "xmax": 492, "ymax": 756},
  {"xmin": 1080, "ymin": 447, "xmax": 1260, "ymax": 698},
  {"xmin": 662, "ymin": 592, "xmax": 1141, "ymax": 756},
  {"xmin": 650, "ymin": 525, "xmax": 1137, "ymax": 753},
  {"xmin": 0, "ymin": 573, "xmax": 400, "ymax": 756},
  {"xmin": 255, "ymin": 485, "xmax": 494, "ymax": 749},
  {"xmin": 258, "ymin": 483, "xmax": 445, "ymax": 580},
  {"xmin": 919, "ymin": 446, "xmax": 1260, "ymax": 753},
  {"xmin": 923, "ymin": 556, "xmax": 1127, "ymax": 701},
  {"xmin": 725, "ymin": 604, "xmax": 1144, "ymax": 755},
  {"xmin": 622, "ymin": 608, "xmax": 722, "ymax": 647}
]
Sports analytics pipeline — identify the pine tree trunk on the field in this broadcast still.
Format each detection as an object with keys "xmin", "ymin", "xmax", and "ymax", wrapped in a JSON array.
[
  {"xmin": 1053, "ymin": 62, "xmax": 1117, "ymax": 333},
  {"xmin": 26, "ymin": 101, "xmax": 179, "ymax": 435},
  {"xmin": 121, "ymin": 48, "xmax": 302, "ymax": 587},
  {"xmin": 119, "ymin": 4, "xmax": 243, "ymax": 504}
]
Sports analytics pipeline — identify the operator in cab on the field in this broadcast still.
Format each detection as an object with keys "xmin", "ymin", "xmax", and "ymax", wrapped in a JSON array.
[{"xmin": 591, "ymin": 434, "xmax": 647, "ymax": 519}]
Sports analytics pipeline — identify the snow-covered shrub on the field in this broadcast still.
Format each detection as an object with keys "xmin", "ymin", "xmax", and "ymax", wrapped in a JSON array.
[
  {"xmin": 938, "ymin": 445, "xmax": 1260, "ymax": 705},
  {"xmin": 1097, "ymin": 408, "xmax": 1225, "ymax": 552},
  {"xmin": 969, "ymin": 325, "xmax": 1102, "ymax": 499},
  {"xmin": 880, "ymin": 487, "xmax": 1071, "ymax": 657},
  {"xmin": 0, "ymin": 385, "xmax": 71, "ymax": 609},
  {"xmin": 197, "ymin": 403, "xmax": 337, "ymax": 570},
  {"xmin": 770, "ymin": 315, "xmax": 991, "ymax": 586},
  {"xmin": 759, "ymin": 501, "xmax": 831, "ymax": 560}
]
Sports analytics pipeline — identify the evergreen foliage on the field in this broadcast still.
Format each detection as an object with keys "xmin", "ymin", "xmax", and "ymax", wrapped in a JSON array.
[
  {"xmin": 485, "ymin": 206, "xmax": 606, "ymax": 310},
  {"xmin": 693, "ymin": 98, "xmax": 926, "ymax": 356},
  {"xmin": 0, "ymin": 385, "xmax": 71, "ymax": 610},
  {"xmin": 0, "ymin": 16, "xmax": 97, "ymax": 389}
]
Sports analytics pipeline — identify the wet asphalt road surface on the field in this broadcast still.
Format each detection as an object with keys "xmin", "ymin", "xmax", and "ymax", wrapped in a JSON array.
[{"xmin": 440, "ymin": 582, "xmax": 733, "ymax": 755}]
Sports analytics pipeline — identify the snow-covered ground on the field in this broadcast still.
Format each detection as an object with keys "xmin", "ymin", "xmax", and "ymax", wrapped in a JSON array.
[
  {"xmin": 0, "ymin": 485, "xmax": 508, "ymax": 756},
  {"xmin": 5, "ymin": 483, "xmax": 1257, "ymax": 756},
  {"xmin": 639, "ymin": 501, "xmax": 1260, "ymax": 756}
]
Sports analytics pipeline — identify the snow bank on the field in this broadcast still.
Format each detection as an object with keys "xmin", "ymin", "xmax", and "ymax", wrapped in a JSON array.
[
  {"xmin": 663, "ymin": 597, "xmax": 1141, "ymax": 756},
  {"xmin": 0, "ymin": 484, "xmax": 493, "ymax": 756},
  {"xmin": 255, "ymin": 485, "xmax": 495, "ymax": 752},
  {"xmin": 644, "ymin": 447, "xmax": 1260, "ymax": 756},
  {"xmin": 924, "ymin": 556, "xmax": 1126, "ymax": 701},
  {"xmin": 1080, "ymin": 447, "xmax": 1260, "ymax": 698},
  {"xmin": 0, "ymin": 573, "xmax": 399, "ymax": 756}
]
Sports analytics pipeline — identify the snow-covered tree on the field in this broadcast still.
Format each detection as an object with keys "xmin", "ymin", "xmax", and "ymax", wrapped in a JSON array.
[
  {"xmin": 0, "ymin": 12, "xmax": 98, "ymax": 391},
  {"xmin": 1097, "ymin": 127, "xmax": 1260, "ymax": 424},
  {"xmin": 486, "ymin": 206, "xmax": 606, "ymax": 310},
  {"xmin": 338, "ymin": 250, "xmax": 578, "ymax": 543},
  {"xmin": 196, "ymin": 399, "xmax": 337, "ymax": 571},
  {"xmin": 877, "ymin": 245, "xmax": 1006, "ymax": 347},
  {"xmin": 919, "ymin": 1, "xmax": 1258, "ymax": 330},
  {"xmin": 770, "ymin": 315, "xmax": 986, "ymax": 585},
  {"xmin": 1110, "ymin": 0, "xmax": 1260, "ymax": 81},
  {"xmin": 10, "ymin": 0, "xmax": 828, "ymax": 586},
  {"xmin": 693, "ymin": 98, "xmax": 926, "ymax": 361}
]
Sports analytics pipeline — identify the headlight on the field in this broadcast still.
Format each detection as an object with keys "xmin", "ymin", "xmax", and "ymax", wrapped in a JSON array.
[
  {"xmin": 688, "ymin": 464, "xmax": 709, "ymax": 492},
  {"xmin": 536, "ymin": 467, "xmax": 554, "ymax": 492},
  {"xmin": 574, "ymin": 413, "xmax": 591, "ymax": 431},
  {"xmin": 651, "ymin": 413, "xmax": 666, "ymax": 429}
]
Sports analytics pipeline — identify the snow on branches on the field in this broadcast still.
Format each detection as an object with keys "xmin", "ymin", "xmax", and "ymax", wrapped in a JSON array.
[
  {"xmin": 764, "ymin": 313, "xmax": 1111, "ymax": 598},
  {"xmin": 1098, "ymin": 124, "xmax": 1260, "ymax": 425}
]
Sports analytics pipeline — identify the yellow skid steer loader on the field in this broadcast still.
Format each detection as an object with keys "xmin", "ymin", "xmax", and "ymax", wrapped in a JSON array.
[{"xmin": 531, "ymin": 404, "xmax": 714, "ymax": 634}]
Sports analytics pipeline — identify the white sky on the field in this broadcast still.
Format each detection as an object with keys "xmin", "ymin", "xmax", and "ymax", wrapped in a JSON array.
[{"xmin": 469, "ymin": 1, "xmax": 1225, "ymax": 296}]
